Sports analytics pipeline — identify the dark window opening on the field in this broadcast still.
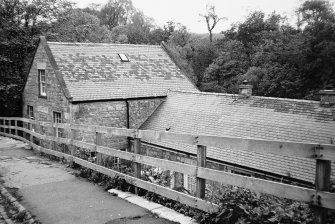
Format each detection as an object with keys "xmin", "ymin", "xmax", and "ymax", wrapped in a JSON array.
[{"xmin": 27, "ymin": 105, "xmax": 34, "ymax": 119}]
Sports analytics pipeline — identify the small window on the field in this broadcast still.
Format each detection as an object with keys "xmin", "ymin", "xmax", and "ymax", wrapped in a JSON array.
[
  {"xmin": 118, "ymin": 53, "xmax": 129, "ymax": 62},
  {"xmin": 38, "ymin": 69, "xmax": 46, "ymax": 97},
  {"xmin": 27, "ymin": 105, "xmax": 34, "ymax": 119},
  {"xmin": 53, "ymin": 112, "xmax": 62, "ymax": 137},
  {"xmin": 53, "ymin": 112, "xmax": 62, "ymax": 123},
  {"xmin": 112, "ymin": 157, "xmax": 120, "ymax": 168}
]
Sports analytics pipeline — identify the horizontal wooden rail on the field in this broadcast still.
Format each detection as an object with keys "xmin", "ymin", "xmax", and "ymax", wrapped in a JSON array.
[
  {"xmin": 138, "ymin": 130, "xmax": 335, "ymax": 161},
  {"xmin": 98, "ymin": 146, "xmax": 197, "ymax": 176},
  {"xmin": 1, "ymin": 117, "xmax": 335, "ymax": 214},
  {"xmin": 0, "ymin": 130, "xmax": 216, "ymax": 212},
  {"xmin": 1, "ymin": 118, "xmax": 335, "ymax": 161},
  {"xmin": 197, "ymin": 167, "xmax": 335, "ymax": 210}
]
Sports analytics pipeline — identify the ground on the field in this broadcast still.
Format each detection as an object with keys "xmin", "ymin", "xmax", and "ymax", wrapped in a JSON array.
[{"xmin": 0, "ymin": 136, "xmax": 177, "ymax": 224}]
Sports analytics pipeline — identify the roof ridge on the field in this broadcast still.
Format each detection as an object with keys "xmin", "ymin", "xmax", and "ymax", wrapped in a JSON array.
[
  {"xmin": 47, "ymin": 41, "xmax": 161, "ymax": 48},
  {"xmin": 168, "ymin": 90, "xmax": 321, "ymax": 104}
]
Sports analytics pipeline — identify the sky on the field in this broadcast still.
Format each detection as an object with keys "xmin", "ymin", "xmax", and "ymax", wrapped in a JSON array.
[{"xmin": 73, "ymin": 0, "xmax": 334, "ymax": 33}]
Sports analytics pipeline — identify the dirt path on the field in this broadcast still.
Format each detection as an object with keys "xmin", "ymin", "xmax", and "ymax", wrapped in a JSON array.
[{"xmin": 0, "ymin": 136, "xmax": 176, "ymax": 224}]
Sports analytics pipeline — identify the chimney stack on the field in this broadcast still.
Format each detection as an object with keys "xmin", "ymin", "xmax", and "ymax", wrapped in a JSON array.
[
  {"xmin": 239, "ymin": 80, "xmax": 253, "ymax": 98},
  {"xmin": 319, "ymin": 84, "xmax": 335, "ymax": 107}
]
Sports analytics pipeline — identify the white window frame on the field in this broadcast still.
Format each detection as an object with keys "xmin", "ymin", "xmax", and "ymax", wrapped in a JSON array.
[
  {"xmin": 53, "ymin": 111, "xmax": 62, "ymax": 137},
  {"xmin": 118, "ymin": 53, "xmax": 129, "ymax": 62},
  {"xmin": 27, "ymin": 105, "xmax": 34, "ymax": 119},
  {"xmin": 38, "ymin": 69, "xmax": 46, "ymax": 97}
]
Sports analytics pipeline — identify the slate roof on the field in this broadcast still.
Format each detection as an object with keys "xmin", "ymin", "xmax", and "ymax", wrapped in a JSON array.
[
  {"xmin": 140, "ymin": 91, "xmax": 335, "ymax": 183},
  {"xmin": 46, "ymin": 41, "xmax": 198, "ymax": 101}
]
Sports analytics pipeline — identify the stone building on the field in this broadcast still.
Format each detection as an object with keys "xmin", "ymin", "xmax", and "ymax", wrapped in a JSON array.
[
  {"xmin": 22, "ymin": 36, "xmax": 198, "ymax": 157},
  {"xmin": 139, "ymin": 86, "xmax": 335, "ymax": 192},
  {"xmin": 23, "ymin": 36, "xmax": 335, "ymax": 195}
]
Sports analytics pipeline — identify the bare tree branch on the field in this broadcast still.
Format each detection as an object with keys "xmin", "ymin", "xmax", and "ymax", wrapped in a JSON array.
[{"xmin": 199, "ymin": 4, "xmax": 227, "ymax": 42}]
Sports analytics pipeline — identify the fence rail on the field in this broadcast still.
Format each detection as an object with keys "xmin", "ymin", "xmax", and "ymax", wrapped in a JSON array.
[{"xmin": 0, "ymin": 117, "xmax": 334, "ymax": 223}]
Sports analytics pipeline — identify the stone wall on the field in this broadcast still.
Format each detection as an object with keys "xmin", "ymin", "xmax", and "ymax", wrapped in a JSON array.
[
  {"xmin": 128, "ymin": 99, "xmax": 163, "ymax": 129},
  {"xmin": 71, "ymin": 101, "xmax": 128, "ymax": 149},
  {"xmin": 22, "ymin": 43, "xmax": 70, "ymax": 149},
  {"xmin": 23, "ymin": 44, "xmax": 70, "ymax": 124},
  {"xmin": 70, "ymin": 98, "xmax": 164, "ymax": 161}
]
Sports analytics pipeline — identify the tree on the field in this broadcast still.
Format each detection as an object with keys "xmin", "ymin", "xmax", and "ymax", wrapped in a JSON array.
[
  {"xmin": 149, "ymin": 27, "xmax": 169, "ymax": 44},
  {"xmin": 110, "ymin": 25, "xmax": 129, "ymax": 43},
  {"xmin": 183, "ymin": 37, "xmax": 218, "ymax": 86},
  {"xmin": 298, "ymin": 0, "xmax": 335, "ymax": 95},
  {"xmin": 199, "ymin": 4, "xmax": 226, "ymax": 42},
  {"xmin": 99, "ymin": 0, "xmax": 134, "ymax": 30},
  {"xmin": 0, "ymin": 0, "xmax": 74, "ymax": 116},
  {"xmin": 168, "ymin": 23, "xmax": 190, "ymax": 47},
  {"xmin": 299, "ymin": 0, "xmax": 335, "ymax": 25},
  {"xmin": 204, "ymin": 40, "xmax": 249, "ymax": 90},
  {"xmin": 125, "ymin": 10, "xmax": 153, "ymax": 44},
  {"xmin": 48, "ymin": 9, "xmax": 112, "ymax": 43}
]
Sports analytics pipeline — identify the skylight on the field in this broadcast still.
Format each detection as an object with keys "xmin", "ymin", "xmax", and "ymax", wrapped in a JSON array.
[{"xmin": 118, "ymin": 53, "xmax": 129, "ymax": 62}]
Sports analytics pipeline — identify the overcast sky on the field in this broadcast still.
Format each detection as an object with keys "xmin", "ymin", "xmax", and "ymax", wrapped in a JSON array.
[{"xmin": 73, "ymin": 0, "xmax": 335, "ymax": 33}]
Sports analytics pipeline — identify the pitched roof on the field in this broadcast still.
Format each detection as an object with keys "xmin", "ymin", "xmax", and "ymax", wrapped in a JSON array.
[
  {"xmin": 140, "ymin": 91, "xmax": 335, "ymax": 183},
  {"xmin": 45, "ymin": 41, "xmax": 198, "ymax": 101}
]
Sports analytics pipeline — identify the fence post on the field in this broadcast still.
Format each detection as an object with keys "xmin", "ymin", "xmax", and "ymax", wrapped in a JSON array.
[
  {"xmin": 51, "ymin": 124, "xmax": 57, "ymax": 150},
  {"xmin": 314, "ymin": 159, "xmax": 331, "ymax": 224},
  {"xmin": 5, "ymin": 119, "xmax": 8, "ymax": 134},
  {"xmin": 14, "ymin": 120, "xmax": 17, "ymax": 136},
  {"xmin": 8, "ymin": 119, "xmax": 12, "ymax": 135},
  {"xmin": 95, "ymin": 131, "xmax": 103, "ymax": 165},
  {"xmin": 28, "ymin": 121, "xmax": 33, "ymax": 143},
  {"xmin": 0, "ymin": 118, "xmax": 2, "ymax": 133},
  {"xmin": 196, "ymin": 145, "xmax": 206, "ymax": 199},
  {"xmin": 69, "ymin": 128, "xmax": 75, "ymax": 156},
  {"xmin": 134, "ymin": 138, "xmax": 141, "ymax": 194}
]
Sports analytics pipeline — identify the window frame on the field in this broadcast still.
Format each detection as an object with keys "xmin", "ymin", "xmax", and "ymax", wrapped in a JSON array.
[
  {"xmin": 27, "ymin": 105, "xmax": 34, "ymax": 119},
  {"xmin": 53, "ymin": 111, "xmax": 62, "ymax": 137},
  {"xmin": 53, "ymin": 111, "xmax": 62, "ymax": 124},
  {"xmin": 118, "ymin": 53, "xmax": 129, "ymax": 62},
  {"xmin": 38, "ymin": 69, "xmax": 46, "ymax": 97}
]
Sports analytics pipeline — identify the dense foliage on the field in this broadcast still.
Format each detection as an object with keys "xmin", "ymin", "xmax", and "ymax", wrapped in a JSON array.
[
  {"xmin": 1, "ymin": 0, "xmax": 335, "ymax": 117},
  {"xmin": 203, "ymin": 3, "xmax": 335, "ymax": 99}
]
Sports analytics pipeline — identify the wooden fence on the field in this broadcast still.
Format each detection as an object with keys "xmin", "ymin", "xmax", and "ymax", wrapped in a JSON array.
[{"xmin": 0, "ymin": 117, "xmax": 334, "ymax": 223}]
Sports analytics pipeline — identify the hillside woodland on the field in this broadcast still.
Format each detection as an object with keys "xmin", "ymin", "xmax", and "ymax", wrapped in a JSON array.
[{"xmin": 1, "ymin": 0, "xmax": 335, "ymax": 116}]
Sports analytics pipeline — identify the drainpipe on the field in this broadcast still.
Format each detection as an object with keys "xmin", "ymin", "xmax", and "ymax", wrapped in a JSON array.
[
  {"xmin": 125, "ymin": 100, "xmax": 131, "ymax": 151},
  {"xmin": 125, "ymin": 100, "xmax": 130, "ymax": 129}
]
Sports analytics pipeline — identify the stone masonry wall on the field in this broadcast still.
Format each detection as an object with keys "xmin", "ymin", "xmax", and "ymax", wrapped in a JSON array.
[
  {"xmin": 22, "ymin": 43, "xmax": 70, "ymax": 149},
  {"xmin": 23, "ymin": 44, "xmax": 70, "ymax": 124},
  {"xmin": 70, "ymin": 98, "xmax": 164, "ymax": 159},
  {"xmin": 128, "ymin": 99, "xmax": 164, "ymax": 129},
  {"xmin": 71, "ymin": 101, "xmax": 128, "ymax": 149}
]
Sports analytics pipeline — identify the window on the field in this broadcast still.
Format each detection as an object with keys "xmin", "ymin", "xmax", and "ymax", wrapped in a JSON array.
[
  {"xmin": 112, "ymin": 157, "xmax": 120, "ymax": 168},
  {"xmin": 118, "ymin": 53, "xmax": 129, "ymax": 62},
  {"xmin": 38, "ymin": 69, "xmax": 46, "ymax": 96},
  {"xmin": 53, "ymin": 112, "xmax": 62, "ymax": 137},
  {"xmin": 27, "ymin": 105, "xmax": 34, "ymax": 119},
  {"xmin": 53, "ymin": 112, "xmax": 62, "ymax": 123}
]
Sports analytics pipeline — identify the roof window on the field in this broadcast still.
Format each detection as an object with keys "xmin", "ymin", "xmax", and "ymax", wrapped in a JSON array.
[{"xmin": 118, "ymin": 53, "xmax": 129, "ymax": 62}]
